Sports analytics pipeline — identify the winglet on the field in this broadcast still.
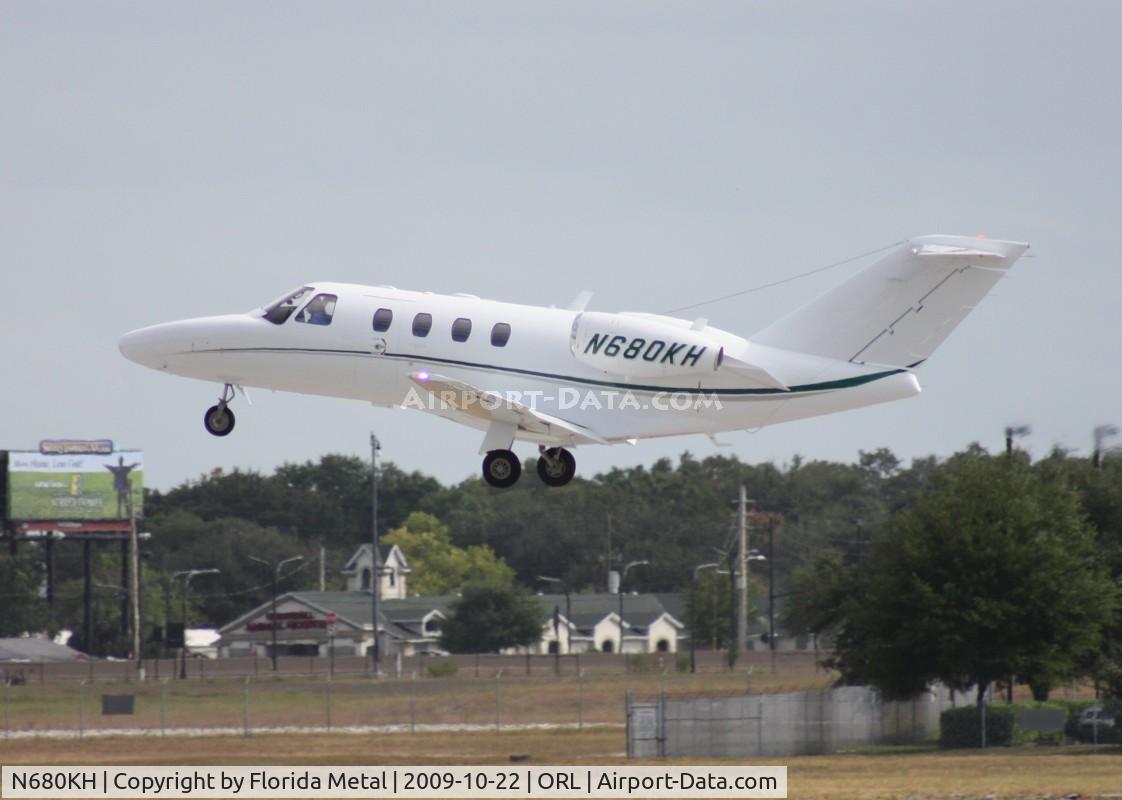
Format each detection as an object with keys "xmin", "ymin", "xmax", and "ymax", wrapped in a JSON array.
[{"xmin": 567, "ymin": 291, "xmax": 593, "ymax": 311}]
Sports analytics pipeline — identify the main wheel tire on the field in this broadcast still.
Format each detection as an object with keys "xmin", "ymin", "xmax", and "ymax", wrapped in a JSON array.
[
  {"xmin": 203, "ymin": 404, "xmax": 236, "ymax": 437},
  {"xmin": 536, "ymin": 447, "xmax": 576, "ymax": 487},
  {"xmin": 482, "ymin": 449, "xmax": 521, "ymax": 489}
]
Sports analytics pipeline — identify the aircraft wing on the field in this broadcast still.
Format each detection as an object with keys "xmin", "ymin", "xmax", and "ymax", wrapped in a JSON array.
[{"xmin": 406, "ymin": 372, "xmax": 610, "ymax": 450}]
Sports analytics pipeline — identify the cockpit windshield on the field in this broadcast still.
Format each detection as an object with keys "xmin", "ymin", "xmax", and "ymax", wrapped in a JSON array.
[{"xmin": 263, "ymin": 286, "xmax": 313, "ymax": 325}]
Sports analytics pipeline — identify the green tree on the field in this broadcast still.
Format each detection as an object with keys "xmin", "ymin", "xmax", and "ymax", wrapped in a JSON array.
[
  {"xmin": 440, "ymin": 583, "xmax": 545, "ymax": 653},
  {"xmin": 145, "ymin": 510, "xmax": 311, "ymax": 626},
  {"xmin": 381, "ymin": 512, "xmax": 513, "ymax": 594},
  {"xmin": 799, "ymin": 450, "xmax": 1119, "ymax": 704},
  {"xmin": 1035, "ymin": 449, "xmax": 1122, "ymax": 696},
  {"xmin": 0, "ymin": 551, "xmax": 49, "ymax": 637},
  {"xmin": 54, "ymin": 551, "xmax": 176, "ymax": 658}
]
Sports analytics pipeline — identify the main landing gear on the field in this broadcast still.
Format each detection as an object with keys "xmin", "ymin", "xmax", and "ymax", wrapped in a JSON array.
[
  {"xmin": 536, "ymin": 446, "xmax": 577, "ymax": 487},
  {"xmin": 482, "ymin": 449, "xmax": 521, "ymax": 489},
  {"xmin": 480, "ymin": 446, "xmax": 577, "ymax": 489},
  {"xmin": 203, "ymin": 383, "xmax": 236, "ymax": 437}
]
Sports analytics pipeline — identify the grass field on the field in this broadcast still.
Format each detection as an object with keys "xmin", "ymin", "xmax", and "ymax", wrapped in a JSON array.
[
  {"xmin": 2, "ymin": 728, "xmax": 1120, "ymax": 799},
  {"xmin": 0, "ymin": 669, "xmax": 834, "ymax": 733}
]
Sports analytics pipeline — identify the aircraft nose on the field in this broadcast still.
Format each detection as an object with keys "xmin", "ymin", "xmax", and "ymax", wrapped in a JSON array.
[{"xmin": 119, "ymin": 325, "xmax": 169, "ymax": 370}]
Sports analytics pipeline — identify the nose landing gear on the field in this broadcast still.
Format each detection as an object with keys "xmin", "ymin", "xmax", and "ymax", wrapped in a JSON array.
[
  {"xmin": 203, "ymin": 384, "xmax": 236, "ymax": 437},
  {"xmin": 536, "ymin": 446, "xmax": 576, "ymax": 487}
]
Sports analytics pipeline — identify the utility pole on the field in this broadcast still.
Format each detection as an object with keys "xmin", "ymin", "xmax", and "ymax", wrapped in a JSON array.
[
  {"xmin": 45, "ymin": 533, "xmax": 61, "ymax": 607},
  {"xmin": 737, "ymin": 485, "xmax": 751, "ymax": 657},
  {"xmin": 127, "ymin": 491, "xmax": 142, "ymax": 678},
  {"xmin": 767, "ymin": 516, "xmax": 776, "ymax": 675},
  {"xmin": 83, "ymin": 538, "xmax": 93, "ymax": 654},
  {"xmin": 1093, "ymin": 425, "xmax": 1119, "ymax": 469},
  {"xmin": 107, "ymin": 456, "xmax": 139, "ymax": 658},
  {"xmin": 319, "ymin": 546, "xmax": 326, "ymax": 592},
  {"xmin": 1004, "ymin": 424, "xmax": 1030, "ymax": 702},
  {"xmin": 120, "ymin": 538, "xmax": 129, "ymax": 645},
  {"xmin": 370, "ymin": 433, "xmax": 382, "ymax": 676}
]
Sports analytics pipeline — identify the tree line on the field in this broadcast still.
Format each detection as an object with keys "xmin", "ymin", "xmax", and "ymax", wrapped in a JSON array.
[{"xmin": 2, "ymin": 443, "xmax": 1119, "ymax": 702}]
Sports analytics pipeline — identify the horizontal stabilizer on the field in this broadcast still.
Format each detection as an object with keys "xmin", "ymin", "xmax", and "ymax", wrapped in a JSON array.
[{"xmin": 751, "ymin": 235, "xmax": 1029, "ymax": 367}]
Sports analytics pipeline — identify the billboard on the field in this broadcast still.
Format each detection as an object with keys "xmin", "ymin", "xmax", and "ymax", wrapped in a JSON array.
[{"xmin": 6, "ymin": 449, "xmax": 143, "ymax": 521}]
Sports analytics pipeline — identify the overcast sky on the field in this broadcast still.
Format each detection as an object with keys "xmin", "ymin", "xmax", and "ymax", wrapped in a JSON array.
[{"xmin": 2, "ymin": 2, "xmax": 1120, "ymax": 490}]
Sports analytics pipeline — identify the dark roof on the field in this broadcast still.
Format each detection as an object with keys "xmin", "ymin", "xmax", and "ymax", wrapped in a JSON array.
[
  {"xmin": 221, "ymin": 590, "xmax": 683, "ymax": 639},
  {"xmin": 535, "ymin": 593, "xmax": 682, "ymax": 630},
  {"xmin": 0, "ymin": 637, "xmax": 86, "ymax": 662}
]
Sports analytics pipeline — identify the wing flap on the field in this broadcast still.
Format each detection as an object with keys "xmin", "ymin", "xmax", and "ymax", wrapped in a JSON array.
[{"xmin": 407, "ymin": 372, "xmax": 609, "ymax": 448}]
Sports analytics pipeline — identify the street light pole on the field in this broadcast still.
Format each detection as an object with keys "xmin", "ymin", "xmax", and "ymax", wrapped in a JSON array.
[
  {"xmin": 690, "ymin": 563, "xmax": 721, "ymax": 674},
  {"xmin": 172, "ymin": 568, "xmax": 219, "ymax": 680},
  {"xmin": 537, "ymin": 576, "xmax": 571, "ymax": 655},
  {"xmin": 249, "ymin": 556, "xmax": 303, "ymax": 672},
  {"xmin": 617, "ymin": 560, "xmax": 648, "ymax": 656}
]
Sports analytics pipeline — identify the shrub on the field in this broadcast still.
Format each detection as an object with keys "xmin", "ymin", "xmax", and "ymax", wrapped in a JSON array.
[
  {"xmin": 675, "ymin": 653, "xmax": 691, "ymax": 673},
  {"xmin": 939, "ymin": 704, "xmax": 1019, "ymax": 748},
  {"xmin": 426, "ymin": 659, "xmax": 458, "ymax": 678},
  {"xmin": 625, "ymin": 653, "xmax": 657, "ymax": 673}
]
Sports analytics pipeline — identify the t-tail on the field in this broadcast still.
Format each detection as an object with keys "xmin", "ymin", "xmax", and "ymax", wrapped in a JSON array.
[{"xmin": 751, "ymin": 235, "xmax": 1029, "ymax": 368}]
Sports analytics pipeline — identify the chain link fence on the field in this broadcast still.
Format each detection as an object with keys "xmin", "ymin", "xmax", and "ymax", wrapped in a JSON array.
[
  {"xmin": 627, "ymin": 684, "xmax": 956, "ymax": 758},
  {"xmin": 2, "ymin": 667, "xmax": 817, "ymax": 740}
]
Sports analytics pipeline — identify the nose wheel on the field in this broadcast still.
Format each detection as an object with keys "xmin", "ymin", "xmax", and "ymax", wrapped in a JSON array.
[
  {"xmin": 536, "ymin": 447, "xmax": 576, "ymax": 487},
  {"xmin": 203, "ymin": 384, "xmax": 236, "ymax": 437},
  {"xmin": 482, "ymin": 449, "xmax": 521, "ymax": 489}
]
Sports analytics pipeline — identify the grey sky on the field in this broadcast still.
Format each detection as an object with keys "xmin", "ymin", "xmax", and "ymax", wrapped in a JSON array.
[{"xmin": 2, "ymin": 2, "xmax": 1119, "ymax": 490}]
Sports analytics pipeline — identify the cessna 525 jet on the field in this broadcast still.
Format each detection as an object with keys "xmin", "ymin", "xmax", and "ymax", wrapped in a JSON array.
[{"xmin": 120, "ymin": 234, "xmax": 1027, "ymax": 488}]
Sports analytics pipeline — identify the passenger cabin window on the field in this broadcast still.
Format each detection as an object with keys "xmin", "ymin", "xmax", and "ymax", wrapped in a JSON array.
[
  {"xmin": 294, "ymin": 293, "xmax": 337, "ymax": 326},
  {"xmin": 491, "ymin": 322, "xmax": 511, "ymax": 347},
  {"xmin": 412, "ymin": 312, "xmax": 432, "ymax": 337},
  {"xmin": 373, "ymin": 308, "xmax": 393, "ymax": 332},
  {"xmin": 263, "ymin": 286, "xmax": 313, "ymax": 325},
  {"xmin": 451, "ymin": 317, "xmax": 472, "ymax": 342}
]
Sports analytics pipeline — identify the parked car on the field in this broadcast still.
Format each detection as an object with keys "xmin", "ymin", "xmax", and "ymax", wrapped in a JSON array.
[
  {"xmin": 1074, "ymin": 704, "xmax": 1121, "ymax": 743},
  {"xmin": 1078, "ymin": 706, "xmax": 1116, "ymax": 730}
]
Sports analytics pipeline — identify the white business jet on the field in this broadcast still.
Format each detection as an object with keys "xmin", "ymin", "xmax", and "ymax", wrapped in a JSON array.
[{"xmin": 119, "ymin": 234, "xmax": 1027, "ymax": 488}]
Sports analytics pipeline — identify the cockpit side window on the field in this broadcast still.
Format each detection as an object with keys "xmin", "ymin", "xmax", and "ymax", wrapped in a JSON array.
[
  {"xmin": 263, "ymin": 286, "xmax": 313, "ymax": 325},
  {"xmin": 294, "ymin": 293, "xmax": 338, "ymax": 326}
]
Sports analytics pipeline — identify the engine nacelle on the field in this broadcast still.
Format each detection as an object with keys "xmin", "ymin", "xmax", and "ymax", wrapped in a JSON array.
[{"xmin": 569, "ymin": 312, "xmax": 723, "ymax": 378}]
